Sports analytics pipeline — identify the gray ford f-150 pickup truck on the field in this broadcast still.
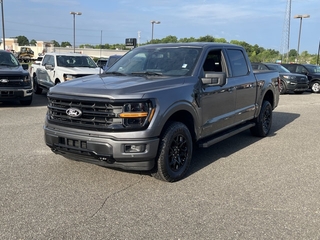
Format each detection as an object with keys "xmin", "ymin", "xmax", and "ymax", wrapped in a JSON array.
[{"xmin": 44, "ymin": 43, "xmax": 280, "ymax": 182}]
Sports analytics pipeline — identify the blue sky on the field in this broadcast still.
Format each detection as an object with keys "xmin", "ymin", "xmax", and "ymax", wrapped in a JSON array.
[{"xmin": 2, "ymin": 0, "xmax": 320, "ymax": 54}]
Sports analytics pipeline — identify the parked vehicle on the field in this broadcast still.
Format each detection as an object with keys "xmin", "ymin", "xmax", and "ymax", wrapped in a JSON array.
[
  {"xmin": 103, "ymin": 55, "xmax": 122, "ymax": 71},
  {"xmin": 252, "ymin": 62, "xmax": 309, "ymax": 94},
  {"xmin": 0, "ymin": 50, "xmax": 33, "ymax": 105},
  {"xmin": 44, "ymin": 43, "xmax": 280, "ymax": 182},
  {"xmin": 13, "ymin": 47, "xmax": 35, "ymax": 63},
  {"xmin": 30, "ymin": 52, "xmax": 101, "ymax": 94},
  {"xmin": 96, "ymin": 58, "xmax": 108, "ymax": 69},
  {"xmin": 281, "ymin": 63, "xmax": 320, "ymax": 93}
]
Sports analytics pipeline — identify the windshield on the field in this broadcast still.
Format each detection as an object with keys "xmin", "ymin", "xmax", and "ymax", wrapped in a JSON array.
[
  {"xmin": 305, "ymin": 65, "xmax": 320, "ymax": 73},
  {"xmin": 56, "ymin": 55, "xmax": 97, "ymax": 68},
  {"xmin": 107, "ymin": 46, "xmax": 201, "ymax": 76},
  {"xmin": 267, "ymin": 64, "xmax": 290, "ymax": 73},
  {"xmin": 0, "ymin": 51, "xmax": 20, "ymax": 67}
]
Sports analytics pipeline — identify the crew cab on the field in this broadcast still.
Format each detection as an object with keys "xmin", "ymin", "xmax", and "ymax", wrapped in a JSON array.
[
  {"xmin": 252, "ymin": 62, "xmax": 309, "ymax": 94},
  {"xmin": 44, "ymin": 43, "xmax": 280, "ymax": 182},
  {"xmin": 0, "ymin": 50, "xmax": 33, "ymax": 105},
  {"xmin": 281, "ymin": 63, "xmax": 320, "ymax": 93},
  {"xmin": 30, "ymin": 52, "xmax": 101, "ymax": 94}
]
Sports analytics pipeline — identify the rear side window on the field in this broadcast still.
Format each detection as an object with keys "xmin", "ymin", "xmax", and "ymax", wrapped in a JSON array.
[
  {"xmin": 284, "ymin": 65, "xmax": 296, "ymax": 72},
  {"xmin": 226, "ymin": 49, "xmax": 249, "ymax": 77}
]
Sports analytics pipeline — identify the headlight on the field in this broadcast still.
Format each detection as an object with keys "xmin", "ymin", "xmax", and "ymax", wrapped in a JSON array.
[
  {"xmin": 283, "ymin": 75, "xmax": 295, "ymax": 80},
  {"xmin": 23, "ymin": 75, "xmax": 31, "ymax": 84},
  {"xmin": 64, "ymin": 74, "xmax": 76, "ymax": 81},
  {"xmin": 119, "ymin": 101, "xmax": 155, "ymax": 128}
]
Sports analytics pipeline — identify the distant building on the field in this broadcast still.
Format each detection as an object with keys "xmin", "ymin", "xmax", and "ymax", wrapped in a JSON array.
[{"xmin": 0, "ymin": 38, "xmax": 54, "ymax": 57}]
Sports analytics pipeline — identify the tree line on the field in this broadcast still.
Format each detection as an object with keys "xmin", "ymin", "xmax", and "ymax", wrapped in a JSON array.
[{"xmin": 14, "ymin": 35, "xmax": 319, "ymax": 64}]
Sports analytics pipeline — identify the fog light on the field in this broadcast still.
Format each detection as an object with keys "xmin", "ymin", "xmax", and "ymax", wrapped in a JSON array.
[{"xmin": 125, "ymin": 144, "xmax": 146, "ymax": 153}]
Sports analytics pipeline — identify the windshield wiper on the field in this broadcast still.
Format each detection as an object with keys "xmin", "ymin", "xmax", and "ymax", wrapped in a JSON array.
[
  {"xmin": 131, "ymin": 71, "xmax": 163, "ymax": 76},
  {"xmin": 104, "ymin": 71, "xmax": 127, "ymax": 76}
]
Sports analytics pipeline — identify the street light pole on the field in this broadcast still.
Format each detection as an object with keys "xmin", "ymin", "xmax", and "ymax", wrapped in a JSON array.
[
  {"xmin": 294, "ymin": 14, "xmax": 310, "ymax": 62},
  {"xmin": 1, "ymin": 0, "xmax": 5, "ymax": 50},
  {"xmin": 150, "ymin": 20, "xmax": 160, "ymax": 43},
  {"xmin": 70, "ymin": 11, "xmax": 82, "ymax": 53}
]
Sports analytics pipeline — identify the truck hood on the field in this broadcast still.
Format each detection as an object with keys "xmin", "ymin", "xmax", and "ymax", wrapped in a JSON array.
[
  {"xmin": 49, "ymin": 74, "xmax": 186, "ymax": 99},
  {"xmin": 0, "ymin": 65, "xmax": 28, "ymax": 75},
  {"xmin": 58, "ymin": 66, "xmax": 101, "ymax": 75}
]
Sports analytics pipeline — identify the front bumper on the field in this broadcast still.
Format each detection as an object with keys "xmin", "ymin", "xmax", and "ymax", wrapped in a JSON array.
[
  {"xmin": 286, "ymin": 82, "xmax": 309, "ymax": 92},
  {"xmin": 44, "ymin": 124, "xmax": 159, "ymax": 171},
  {"xmin": 0, "ymin": 87, "xmax": 33, "ymax": 100}
]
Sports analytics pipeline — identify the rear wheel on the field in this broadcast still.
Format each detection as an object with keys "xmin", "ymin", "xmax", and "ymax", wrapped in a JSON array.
[
  {"xmin": 152, "ymin": 121, "xmax": 193, "ymax": 182},
  {"xmin": 311, "ymin": 81, "xmax": 320, "ymax": 93},
  {"xmin": 251, "ymin": 100, "xmax": 272, "ymax": 137}
]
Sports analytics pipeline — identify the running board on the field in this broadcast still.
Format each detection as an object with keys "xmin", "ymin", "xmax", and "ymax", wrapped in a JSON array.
[{"xmin": 198, "ymin": 122, "xmax": 256, "ymax": 148}]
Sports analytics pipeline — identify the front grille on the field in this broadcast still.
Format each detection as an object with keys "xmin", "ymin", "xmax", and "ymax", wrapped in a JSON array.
[
  {"xmin": 47, "ymin": 95, "xmax": 153, "ymax": 132},
  {"xmin": 0, "ymin": 75, "xmax": 28, "ymax": 87},
  {"xmin": 47, "ymin": 96, "xmax": 124, "ymax": 131}
]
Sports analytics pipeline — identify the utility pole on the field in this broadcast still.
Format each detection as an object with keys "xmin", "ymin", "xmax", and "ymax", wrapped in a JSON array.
[
  {"xmin": 0, "ymin": 0, "xmax": 5, "ymax": 50},
  {"xmin": 280, "ymin": 0, "xmax": 291, "ymax": 63}
]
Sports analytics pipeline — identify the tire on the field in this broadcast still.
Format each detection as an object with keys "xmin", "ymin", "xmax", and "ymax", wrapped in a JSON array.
[
  {"xmin": 20, "ymin": 96, "xmax": 33, "ymax": 106},
  {"xmin": 33, "ymin": 75, "xmax": 43, "ymax": 94},
  {"xmin": 310, "ymin": 81, "xmax": 320, "ymax": 93},
  {"xmin": 152, "ymin": 121, "xmax": 193, "ymax": 182},
  {"xmin": 279, "ymin": 81, "xmax": 286, "ymax": 94},
  {"xmin": 250, "ymin": 100, "xmax": 272, "ymax": 137}
]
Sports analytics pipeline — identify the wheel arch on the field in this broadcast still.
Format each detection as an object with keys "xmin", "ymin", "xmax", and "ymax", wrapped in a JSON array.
[
  {"xmin": 160, "ymin": 110, "xmax": 196, "ymax": 142},
  {"xmin": 55, "ymin": 78, "xmax": 61, "ymax": 85},
  {"xmin": 263, "ymin": 89, "xmax": 275, "ymax": 109}
]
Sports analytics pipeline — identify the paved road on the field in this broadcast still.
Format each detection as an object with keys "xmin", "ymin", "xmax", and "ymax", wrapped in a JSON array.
[{"xmin": 1, "ymin": 92, "xmax": 320, "ymax": 239}]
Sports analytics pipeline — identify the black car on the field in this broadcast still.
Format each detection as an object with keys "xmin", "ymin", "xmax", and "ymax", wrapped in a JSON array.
[
  {"xmin": 0, "ymin": 50, "xmax": 33, "ymax": 105},
  {"xmin": 281, "ymin": 63, "xmax": 320, "ymax": 93},
  {"xmin": 252, "ymin": 62, "xmax": 309, "ymax": 94},
  {"xmin": 96, "ymin": 58, "xmax": 108, "ymax": 69}
]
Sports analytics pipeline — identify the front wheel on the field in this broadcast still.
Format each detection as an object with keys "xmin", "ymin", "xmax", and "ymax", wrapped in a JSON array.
[
  {"xmin": 33, "ymin": 75, "xmax": 42, "ymax": 94},
  {"xmin": 20, "ymin": 96, "xmax": 33, "ymax": 106},
  {"xmin": 310, "ymin": 81, "xmax": 320, "ymax": 93},
  {"xmin": 152, "ymin": 121, "xmax": 193, "ymax": 182},
  {"xmin": 250, "ymin": 100, "xmax": 272, "ymax": 137},
  {"xmin": 279, "ymin": 81, "xmax": 287, "ymax": 94}
]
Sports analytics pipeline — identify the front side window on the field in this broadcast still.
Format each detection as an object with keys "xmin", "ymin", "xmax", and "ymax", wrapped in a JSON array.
[{"xmin": 226, "ymin": 49, "xmax": 249, "ymax": 77}]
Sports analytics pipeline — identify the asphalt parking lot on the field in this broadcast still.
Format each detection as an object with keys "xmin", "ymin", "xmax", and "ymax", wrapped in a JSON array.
[{"xmin": 1, "ymin": 92, "xmax": 320, "ymax": 239}]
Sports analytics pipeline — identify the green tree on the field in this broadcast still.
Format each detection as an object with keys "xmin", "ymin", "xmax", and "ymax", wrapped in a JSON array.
[
  {"xmin": 79, "ymin": 44, "xmax": 95, "ymax": 48},
  {"xmin": 161, "ymin": 35, "xmax": 178, "ymax": 43},
  {"xmin": 30, "ymin": 39, "xmax": 37, "ymax": 46},
  {"xmin": 197, "ymin": 35, "xmax": 215, "ymax": 42},
  {"xmin": 16, "ymin": 35, "xmax": 29, "ymax": 46},
  {"xmin": 61, "ymin": 41, "xmax": 72, "ymax": 47},
  {"xmin": 51, "ymin": 40, "xmax": 60, "ymax": 47}
]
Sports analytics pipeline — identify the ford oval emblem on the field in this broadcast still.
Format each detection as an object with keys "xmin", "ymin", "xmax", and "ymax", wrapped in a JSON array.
[
  {"xmin": 0, "ymin": 79, "xmax": 9, "ymax": 83},
  {"xmin": 66, "ymin": 108, "xmax": 82, "ymax": 117}
]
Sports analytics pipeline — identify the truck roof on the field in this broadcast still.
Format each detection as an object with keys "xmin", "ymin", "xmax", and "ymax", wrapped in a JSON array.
[
  {"xmin": 140, "ymin": 42, "xmax": 240, "ymax": 49},
  {"xmin": 44, "ymin": 52, "xmax": 90, "ymax": 57}
]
